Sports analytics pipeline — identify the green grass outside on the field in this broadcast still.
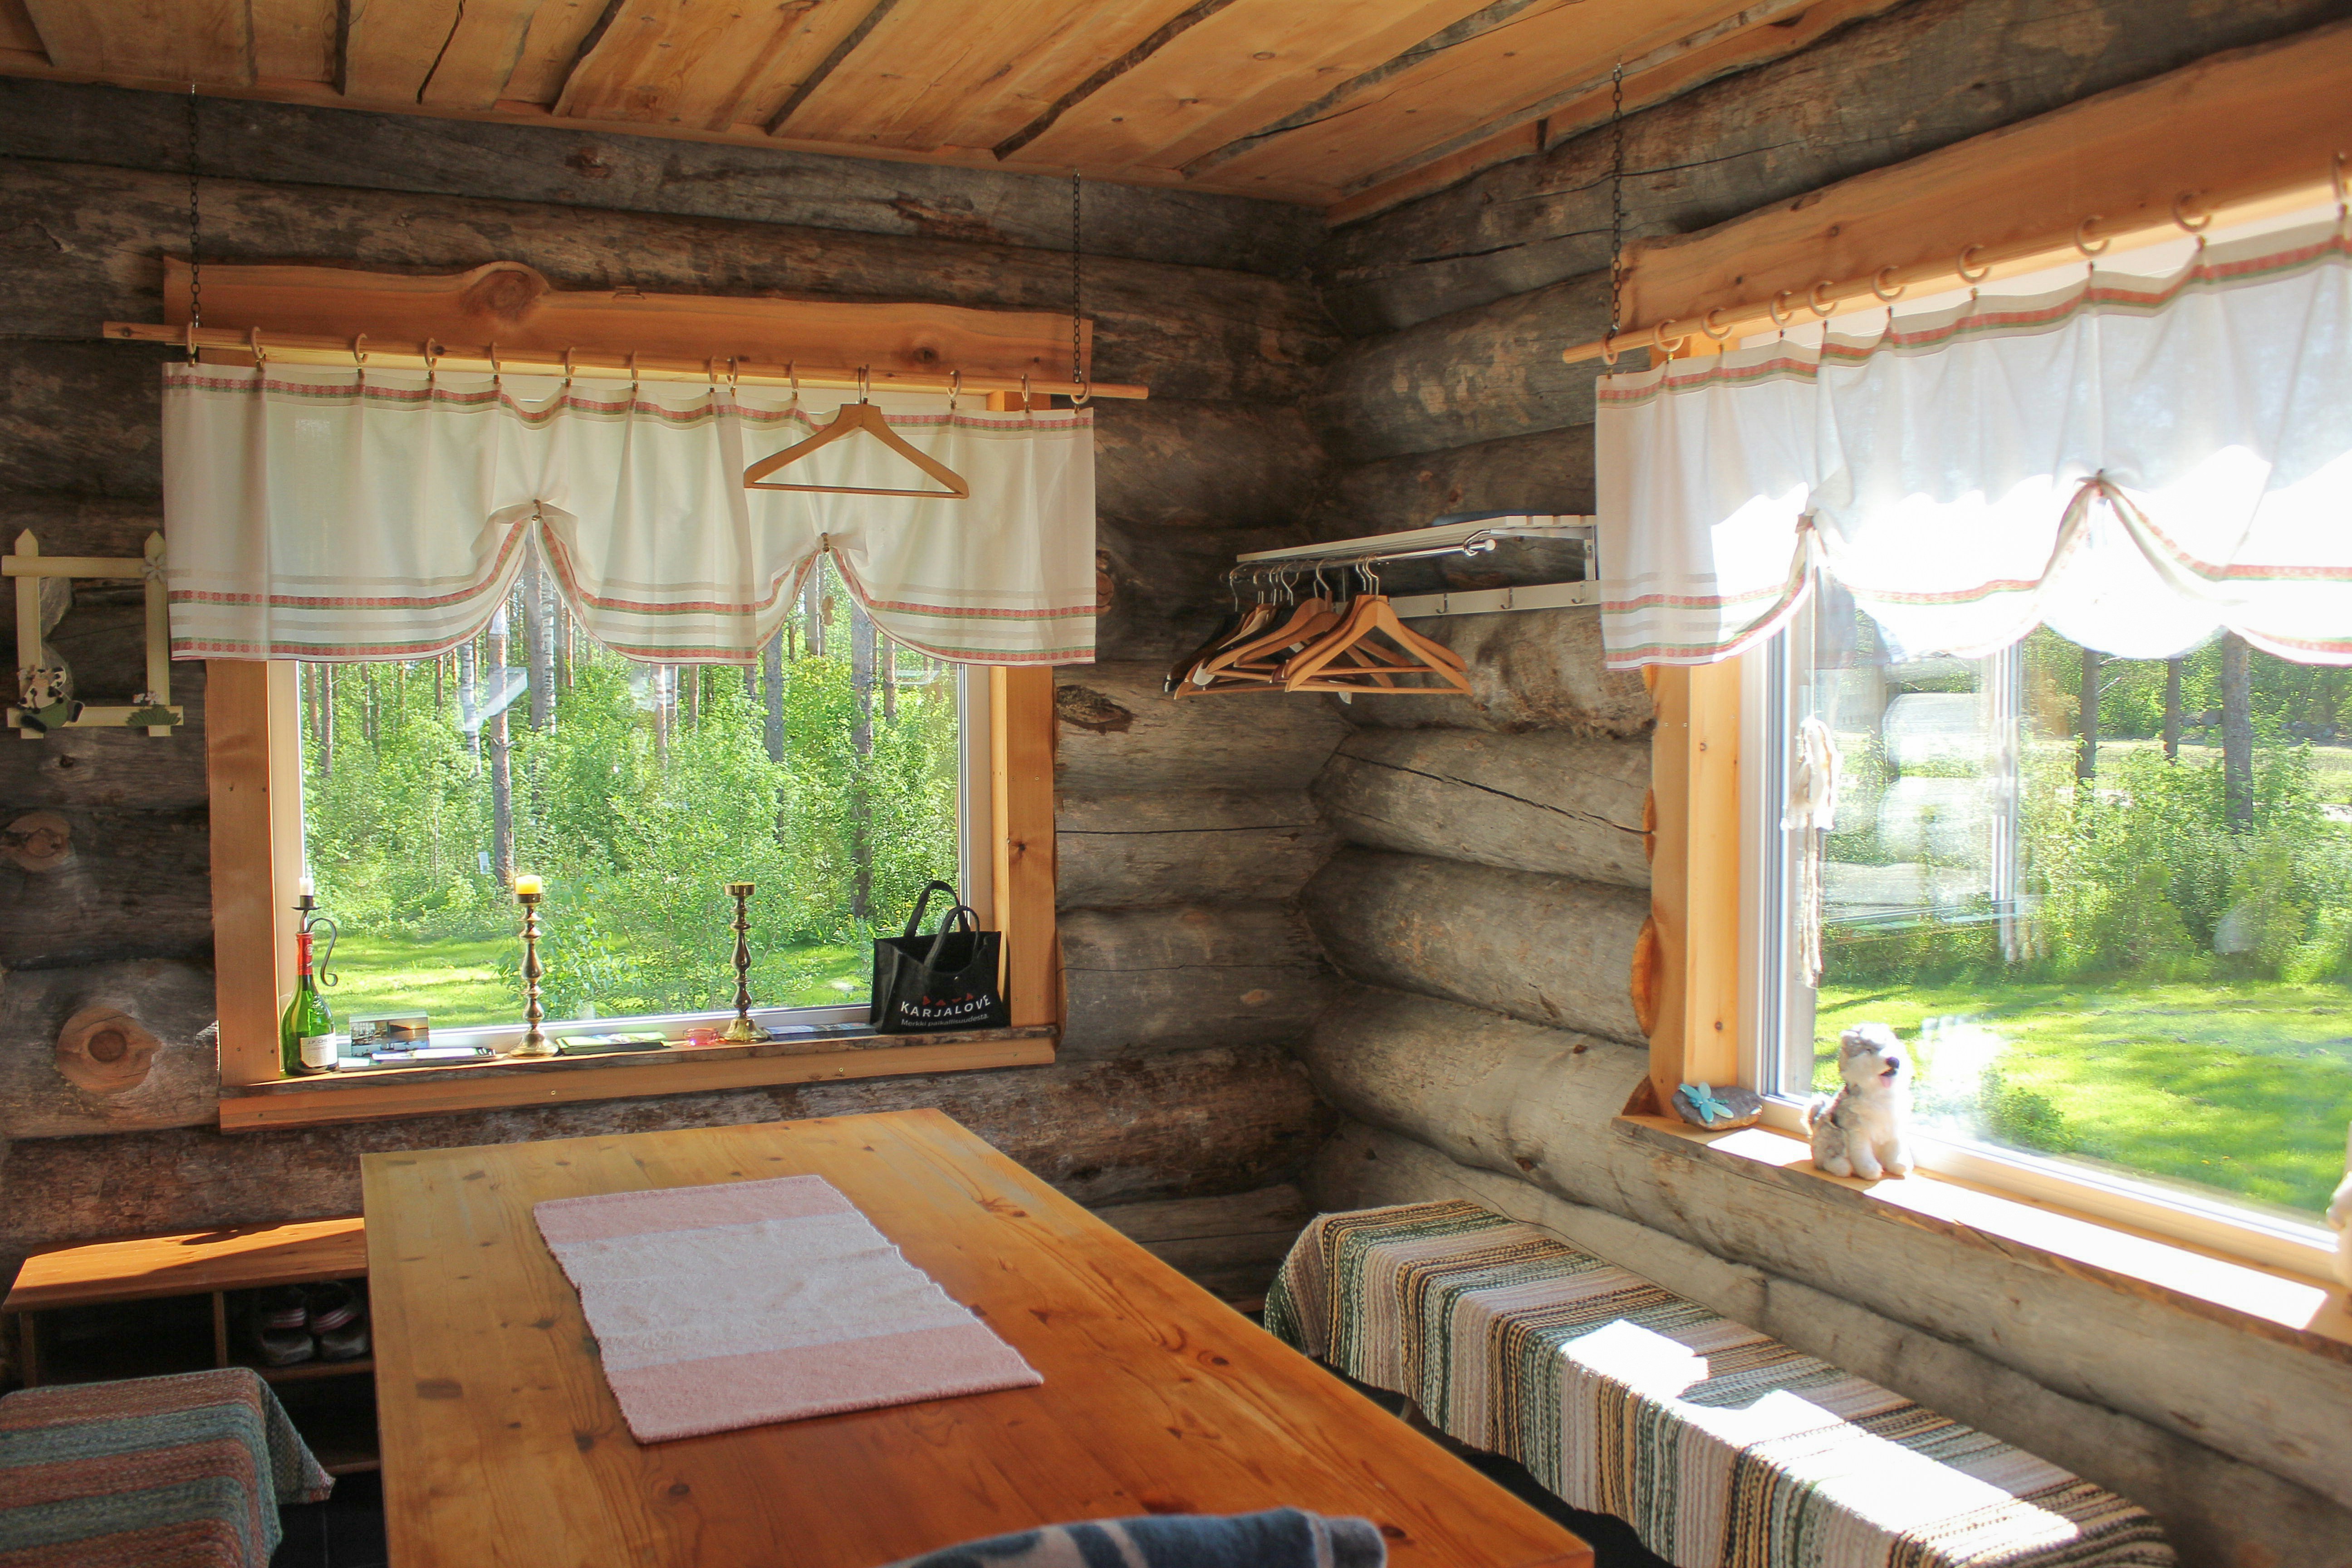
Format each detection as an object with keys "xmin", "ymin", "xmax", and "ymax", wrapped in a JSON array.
[
  {"xmin": 321, "ymin": 932, "xmax": 870, "ymax": 1034},
  {"xmin": 1815, "ymin": 979, "xmax": 2352, "ymax": 1217}
]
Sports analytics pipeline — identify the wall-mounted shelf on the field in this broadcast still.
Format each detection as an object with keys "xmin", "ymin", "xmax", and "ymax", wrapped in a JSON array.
[{"xmin": 1232, "ymin": 515, "xmax": 1603, "ymax": 618}]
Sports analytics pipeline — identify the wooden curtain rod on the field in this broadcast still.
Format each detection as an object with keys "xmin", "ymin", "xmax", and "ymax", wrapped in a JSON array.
[
  {"xmin": 102, "ymin": 323, "xmax": 1149, "ymax": 401},
  {"xmin": 1563, "ymin": 159, "xmax": 2349, "ymax": 367}
]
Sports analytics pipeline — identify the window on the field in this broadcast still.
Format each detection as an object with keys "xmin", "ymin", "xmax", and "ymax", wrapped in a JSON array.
[
  {"xmin": 294, "ymin": 556, "xmax": 975, "ymax": 1039},
  {"xmin": 1747, "ymin": 583, "xmax": 2349, "ymax": 1274}
]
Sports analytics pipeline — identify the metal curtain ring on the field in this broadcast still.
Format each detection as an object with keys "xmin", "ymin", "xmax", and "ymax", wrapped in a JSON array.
[
  {"xmin": 1700, "ymin": 308, "xmax": 1735, "ymax": 341},
  {"xmin": 2074, "ymin": 216, "xmax": 2110, "ymax": 256},
  {"xmin": 1807, "ymin": 280, "xmax": 1837, "ymax": 317},
  {"xmin": 2171, "ymin": 192, "xmax": 2212, "ymax": 234},
  {"xmin": 1768, "ymin": 291, "xmax": 1797, "ymax": 329},
  {"xmin": 1957, "ymin": 245, "xmax": 1991, "ymax": 283},
  {"xmin": 1870, "ymin": 266, "xmax": 1905, "ymax": 304}
]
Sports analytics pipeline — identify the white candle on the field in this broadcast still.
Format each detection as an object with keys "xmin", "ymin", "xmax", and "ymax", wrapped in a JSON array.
[
  {"xmin": 298, "ymin": 874, "xmax": 315, "ymax": 898},
  {"xmin": 513, "ymin": 873, "xmax": 543, "ymax": 897}
]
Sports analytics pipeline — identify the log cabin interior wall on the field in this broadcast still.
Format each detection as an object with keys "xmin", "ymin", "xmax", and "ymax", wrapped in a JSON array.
[{"xmin": 3, "ymin": 0, "xmax": 2351, "ymax": 1560}]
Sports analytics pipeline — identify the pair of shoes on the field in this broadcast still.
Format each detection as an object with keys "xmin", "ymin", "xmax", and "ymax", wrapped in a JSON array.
[{"xmin": 243, "ymin": 1281, "xmax": 370, "ymax": 1367}]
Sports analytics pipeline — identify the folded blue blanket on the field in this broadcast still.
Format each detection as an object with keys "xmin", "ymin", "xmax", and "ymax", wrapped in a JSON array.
[{"xmin": 884, "ymin": 1508, "xmax": 1387, "ymax": 1568}]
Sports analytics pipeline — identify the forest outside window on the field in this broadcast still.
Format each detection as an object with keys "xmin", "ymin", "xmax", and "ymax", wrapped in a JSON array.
[
  {"xmin": 1744, "ymin": 589, "xmax": 2347, "ymax": 1271},
  {"xmin": 299, "ymin": 553, "xmax": 971, "ymax": 1038}
]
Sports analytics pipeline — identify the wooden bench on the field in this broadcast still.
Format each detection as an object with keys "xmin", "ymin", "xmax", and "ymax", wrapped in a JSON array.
[{"xmin": 4, "ymin": 1217, "xmax": 377, "ymax": 1473}]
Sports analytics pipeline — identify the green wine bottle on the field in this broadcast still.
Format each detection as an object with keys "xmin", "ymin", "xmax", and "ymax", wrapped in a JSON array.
[{"xmin": 279, "ymin": 929, "xmax": 336, "ymax": 1076}]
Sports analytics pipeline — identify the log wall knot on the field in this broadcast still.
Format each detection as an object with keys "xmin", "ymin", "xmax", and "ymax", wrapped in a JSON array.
[
  {"xmin": 1, "ymin": 810, "xmax": 72, "ymax": 872},
  {"xmin": 55, "ymin": 1002, "xmax": 161, "ymax": 1094},
  {"xmin": 1056, "ymin": 686, "xmax": 1135, "ymax": 734}
]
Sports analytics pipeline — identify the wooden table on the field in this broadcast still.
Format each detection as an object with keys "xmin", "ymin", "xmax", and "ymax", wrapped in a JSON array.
[{"xmin": 363, "ymin": 1110, "xmax": 1593, "ymax": 1568}]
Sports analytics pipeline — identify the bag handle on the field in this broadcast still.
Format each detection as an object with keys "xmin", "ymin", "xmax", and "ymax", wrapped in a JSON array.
[
  {"xmin": 902, "ymin": 879, "xmax": 962, "ymax": 940},
  {"xmin": 916, "ymin": 902, "xmax": 981, "ymax": 979}
]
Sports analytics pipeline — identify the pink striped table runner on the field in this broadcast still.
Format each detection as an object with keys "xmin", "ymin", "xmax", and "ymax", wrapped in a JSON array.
[{"xmin": 533, "ymin": 1174, "xmax": 1041, "ymax": 1443}]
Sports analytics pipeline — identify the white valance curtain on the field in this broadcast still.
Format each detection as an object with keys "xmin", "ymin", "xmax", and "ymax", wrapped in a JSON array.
[
  {"xmin": 163, "ymin": 369, "xmax": 1098, "ymax": 666},
  {"xmin": 1596, "ymin": 215, "xmax": 2352, "ymax": 670}
]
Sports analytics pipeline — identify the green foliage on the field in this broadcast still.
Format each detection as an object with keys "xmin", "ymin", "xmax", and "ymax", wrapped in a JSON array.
[{"xmin": 300, "ymin": 594, "xmax": 960, "ymax": 1031}]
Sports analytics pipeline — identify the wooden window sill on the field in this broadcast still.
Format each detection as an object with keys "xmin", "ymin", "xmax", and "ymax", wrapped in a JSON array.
[
  {"xmin": 217, "ymin": 1025, "xmax": 1057, "ymax": 1132},
  {"xmin": 1613, "ymin": 1113, "xmax": 2352, "ymax": 1365}
]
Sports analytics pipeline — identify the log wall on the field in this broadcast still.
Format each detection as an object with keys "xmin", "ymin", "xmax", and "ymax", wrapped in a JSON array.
[
  {"xmin": 0, "ymin": 93, "xmax": 1342, "ymax": 1302},
  {"xmin": 1286, "ymin": 1, "xmax": 2352, "ymax": 1557}
]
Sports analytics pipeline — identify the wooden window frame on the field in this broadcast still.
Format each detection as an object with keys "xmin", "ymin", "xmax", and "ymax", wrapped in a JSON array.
[
  {"xmin": 204, "ymin": 659, "xmax": 1060, "ymax": 1128},
  {"xmin": 1639, "ymin": 646, "xmax": 2340, "ymax": 1282}
]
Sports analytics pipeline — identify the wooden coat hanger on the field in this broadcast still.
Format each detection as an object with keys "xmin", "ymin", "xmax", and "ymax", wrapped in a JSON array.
[
  {"xmin": 1280, "ymin": 569, "xmax": 1468, "ymax": 695},
  {"xmin": 744, "ymin": 368, "xmax": 970, "ymax": 499}
]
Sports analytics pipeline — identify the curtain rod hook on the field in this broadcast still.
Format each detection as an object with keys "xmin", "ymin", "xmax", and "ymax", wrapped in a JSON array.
[
  {"xmin": 1957, "ymin": 245, "xmax": 1990, "ymax": 284},
  {"xmin": 2074, "ymin": 216, "xmax": 2110, "ymax": 257},
  {"xmin": 561, "ymin": 346, "xmax": 576, "ymax": 391},
  {"xmin": 350, "ymin": 332, "xmax": 368, "ymax": 368},
  {"xmin": 1700, "ymin": 307, "xmax": 1735, "ymax": 341},
  {"xmin": 1869, "ymin": 266, "xmax": 1905, "ymax": 304},
  {"xmin": 247, "ymin": 326, "xmax": 266, "ymax": 367},
  {"xmin": 488, "ymin": 341, "xmax": 502, "ymax": 387},
  {"xmin": 948, "ymin": 368, "xmax": 961, "ymax": 412},
  {"xmin": 2171, "ymin": 192, "xmax": 2212, "ymax": 234},
  {"xmin": 726, "ymin": 355, "xmax": 740, "ymax": 388},
  {"xmin": 422, "ymin": 338, "xmax": 441, "ymax": 386},
  {"xmin": 1807, "ymin": 280, "xmax": 1837, "ymax": 317}
]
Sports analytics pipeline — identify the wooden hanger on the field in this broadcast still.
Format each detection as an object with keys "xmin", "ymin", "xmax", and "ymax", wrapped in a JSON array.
[
  {"xmin": 1280, "ymin": 579, "xmax": 1468, "ymax": 695},
  {"xmin": 744, "ymin": 369, "xmax": 970, "ymax": 499}
]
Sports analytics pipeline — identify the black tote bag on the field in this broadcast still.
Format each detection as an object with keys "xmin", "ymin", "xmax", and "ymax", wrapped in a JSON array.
[{"xmin": 869, "ymin": 880, "xmax": 1009, "ymax": 1033}]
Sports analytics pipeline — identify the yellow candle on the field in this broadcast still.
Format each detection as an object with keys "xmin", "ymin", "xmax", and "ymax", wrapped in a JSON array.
[{"xmin": 513, "ymin": 874, "xmax": 543, "ymax": 897}]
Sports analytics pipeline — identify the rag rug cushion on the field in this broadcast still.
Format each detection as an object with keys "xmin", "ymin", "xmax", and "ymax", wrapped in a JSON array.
[
  {"xmin": 879, "ymin": 1508, "xmax": 1388, "ymax": 1568},
  {"xmin": 534, "ymin": 1173, "xmax": 1041, "ymax": 1443},
  {"xmin": 1264, "ymin": 1201, "xmax": 2173, "ymax": 1568},
  {"xmin": 0, "ymin": 1367, "xmax": 333, "ymax": 1568}
]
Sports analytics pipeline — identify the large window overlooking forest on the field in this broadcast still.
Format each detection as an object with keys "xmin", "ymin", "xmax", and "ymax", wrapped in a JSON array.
[
  {"xmin": 298, "ymin": 555, "xmax": 963, "ymax": 1034},
  {"xmin": 1779, "ymin": 582, "xmax": 2352, "ymax": 1230}
]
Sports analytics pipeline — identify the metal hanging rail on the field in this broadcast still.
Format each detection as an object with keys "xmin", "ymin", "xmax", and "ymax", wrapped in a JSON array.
[{"xmin": 1229, "ymin": 516, "xmax": 1603, "ymax": 618}]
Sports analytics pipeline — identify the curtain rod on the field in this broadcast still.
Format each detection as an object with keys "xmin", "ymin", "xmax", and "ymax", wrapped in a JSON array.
[
  {"xmin": 102, "ymin": 323, "xmax": 1150, "ymax": 402},
  {"xmin": 1562, "ymin": 158, "xmax": 2348, "ymax": 368}
]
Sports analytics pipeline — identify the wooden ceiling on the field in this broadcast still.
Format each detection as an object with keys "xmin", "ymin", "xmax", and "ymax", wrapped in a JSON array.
[{"xmin": 0, "ymin": 0, "xmax": 1874, "ymax": 220}]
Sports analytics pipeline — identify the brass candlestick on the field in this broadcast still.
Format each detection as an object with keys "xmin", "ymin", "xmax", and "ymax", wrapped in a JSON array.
[
  {"xmin": 718, "ymin": 882, "xmax": 768, "ymax": 1044},
  {"xmin": 506, "ymin": 886, "xmax": 556, "ymax": 1058}
]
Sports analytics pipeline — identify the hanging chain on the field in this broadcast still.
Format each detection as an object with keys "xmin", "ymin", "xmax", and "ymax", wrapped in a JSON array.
[
  {"xmin": 186, "ymin": 84, "xmax": 203, "ymax": 336},
  {"xmin": 1607, "ymin": 60, "xmax": 1625, "ymax": 337},
  {"xmin": 1069, "ymin": 172, "xmax": 1090, "ymax": 404}
]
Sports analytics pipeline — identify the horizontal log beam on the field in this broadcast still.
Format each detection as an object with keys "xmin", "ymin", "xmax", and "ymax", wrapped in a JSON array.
[
  {"xmin": 1058, "ymin": 789, "xmax": 1335, "ymax": 911},
  {"xmin": 1294, "ymin": 984, "xmax": 2352, "ymax": 1517},
  {"xmin": 1306, "ymin": 1122, "xmax": 2352, "ymax": 1568},
  {"xmin": 1303, "ymin": 848, "xmax": 1647, "ymax": 1044},
  {"xmin": 1316, "ymin": 0, "xmax": 2352, "ymax": 337},
  {"xmin": 0, "ymin": 807, "xmax": 211, "ymax": 970},
  {"xmin": 0, "ymin": 159, "xmax": 1336, "ymax": 405},
  {"xmin": 1090, "ymin": 1181, "xmax": 1311, "ymax": 1307},
  {"xmin": 1611, "ymin": 20, "xmax": 2352, "ymax": 356},
  {"xmin": 1307, "ymin": 272, "xmax": 1607, "ymax": 464},
  {"xmin": 0, "ymin": 1045, "xmax": 1334, "ymax": 1259},
  {"xmin": 1313, "ymin": 728, "xmax": 1648, "ymax": 888},
  {"xmin": 1058, "ymin": 902, "xmax": 1331, "ymax": 1060},
  {"xmin": 0, "ymin": 959, "xmax": 219, "ymax": 1137},
  {"xmin": 1306, "ymin": 424, "xmax": 1593, "ymax": 541},
  {"xmin": 1339, "ymin": 605, "xmax": 1652, "ymax": 738},
  {"xmin": 1054, "ymin": 663, "xmax": 1350, "ymax": 794}
]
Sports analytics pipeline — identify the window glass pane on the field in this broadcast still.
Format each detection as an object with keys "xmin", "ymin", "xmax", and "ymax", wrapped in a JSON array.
[
  {"xmin": 1804, "ymin": 582, "xmax": 2352, "ymax": 1224},
  {"xmin": 298, "ymin": 557, "xmax": 962, "ymax": 1034}
]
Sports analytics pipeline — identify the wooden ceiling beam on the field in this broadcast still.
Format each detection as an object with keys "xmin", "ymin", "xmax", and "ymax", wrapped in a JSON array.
[
  {"xmin": 1004, "ymin": 0, "xmax": 1500, "ymax": 178},
  {"xmin": 762, "ymin": 0, "xmax": 893, "ymax": 133},
  {"xmin": 417, "ymin": 0, "xmax": 549, "ymax": 110},
  {"xmin": 338, "ymin": 0, "xmax": 461, "ymax": 102},
  {"xmin": 553, "ymin": 0, "xmax": 828, "ymax": 129},
  {"xmin": 1181, "ymin": 0, "xmax": 1567, "ymax": 183},
  {"xmin": 22, "ymin": 0, "xmax": 254, "ymax": 86},
  {"xmin": 991, "ymin": 0, "xmax": 1238, "ymax": 162},
  {"xmin": 1322, "ymin": 0, "xmax": 1907, "ymax": 226}
]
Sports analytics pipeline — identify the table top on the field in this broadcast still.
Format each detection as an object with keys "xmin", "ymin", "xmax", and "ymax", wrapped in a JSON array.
[{"xmin": 361, "ymin": 1110, "xmax": 1593, "ymax": 1568}]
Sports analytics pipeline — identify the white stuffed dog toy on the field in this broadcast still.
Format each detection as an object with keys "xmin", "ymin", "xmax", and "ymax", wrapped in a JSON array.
[{"xmin": 1806, "ymin": 1023, "xmax": 1915, "ymax": 1180}]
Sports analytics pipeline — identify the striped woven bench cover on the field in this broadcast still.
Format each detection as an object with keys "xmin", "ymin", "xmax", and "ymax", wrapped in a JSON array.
[
  {"xmin": 1265, "ymin": 1201, "xmax": 2173, "ymax": 1568},
  {"xmin": 0, "ymin": 1367, "xmax": 332, "ymax": 1567}
]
